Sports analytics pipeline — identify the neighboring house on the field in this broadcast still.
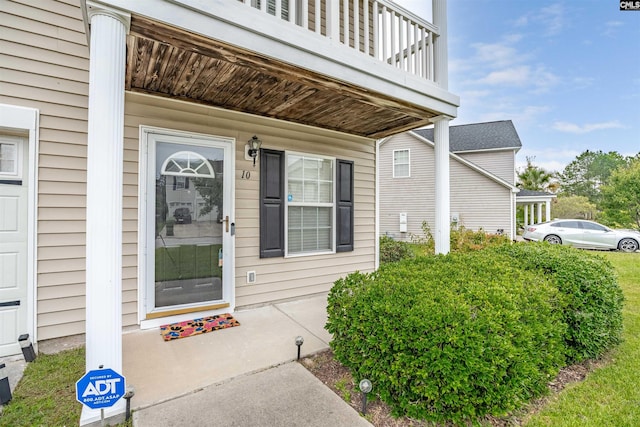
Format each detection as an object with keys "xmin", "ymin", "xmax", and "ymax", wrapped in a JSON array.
[
  {"xmin": 516, "ymin": 189, "xmax": 556, "ymax": 227},
  {"xmin": 379, "ymin": 120, "xmax": 521, "ymax": 240},
  {"xmin": 0, "ymin": 0, "xmax": 458, "ymax": 423}
]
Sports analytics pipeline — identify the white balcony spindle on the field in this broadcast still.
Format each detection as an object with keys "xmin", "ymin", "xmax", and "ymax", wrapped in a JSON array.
[
  {"xmin": 405, "ymin": 18, "xmax": 410, "ymax": 71},
  {"xmin": 413, "ymin": 24, "xmax": 419, "ymax": 75},
  {"xmin": 314, "ymin": 0, "xmax": 321, "ymax": 34},
  {"xmin": 275, "ymin": 0, "xmax": 282, "ymax": 19},
  {"xmin": 353, "ymin": 0, "xmax": 360, "ymax": 52},
  {"xmin": 380, "ymin": 5, "xmax": 387, "ymax": 62},
  {"xmin": 418, "ymin": 27, "xmax": 427, "ymax": 79},
  {"xmin": 327, "ymin": 0, "xmax": 340, "ymax": 40},
  {"xmin": 364, "ymin": 0, "xmax": 370, "ymax": 55},
  {"xmin": 390, "ymin": 10, "xmax": 396, "ymax": 65},
  {"xmin": 373, "ymin": 1, "xmax": 379, "ymax": 58},
  {"xmin": 343, "ymin": 0, "xmax": 349, "ymax": 46},
  {"xmin": 301, "ymin": 0, "xmax": 308, "ymax": 28},
  {"xmin": 289, "ymin": 0, "xmax": 296, "ymax": 23}
]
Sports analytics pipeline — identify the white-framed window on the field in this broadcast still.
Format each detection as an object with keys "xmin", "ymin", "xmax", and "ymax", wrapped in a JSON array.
[
  {"xmin": 0, "ymin": 139, "xmax": 20, "ymax": 178},
  {"xmin": 286, "ymin": 152, "xmax": 335, "ymax": 256},
  {"xmin": 393, "ymin": 149, "xmax": 410, "ymax": 178}
]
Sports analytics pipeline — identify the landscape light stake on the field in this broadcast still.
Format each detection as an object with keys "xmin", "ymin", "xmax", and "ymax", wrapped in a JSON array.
[
  {"xmin": 295, "ymin": 336, "xmax": 304, "ymax": 360},
  {"xmin": 0, "ymin": 363, "xmax": 12, "ymax": 404},
  {"xmin": 124, "ymin": 386, "xmax": 135, "ymax": 421},
  {"xmin": 18, "ymin": 334, "xmax": 36, "ymax": 362},
  {"xmin": 359, "ymin": 379, "xmax": 372, "ymax": 415}
]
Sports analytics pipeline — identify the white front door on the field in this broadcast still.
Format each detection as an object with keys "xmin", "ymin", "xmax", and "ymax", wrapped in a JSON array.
[
  {"xmin": 143, "ymin": 130, "xmax": 235, "ymax": 320},
  {"xmin": 0, "ymin": 135, "xmax": 28, "ymax": 357}
]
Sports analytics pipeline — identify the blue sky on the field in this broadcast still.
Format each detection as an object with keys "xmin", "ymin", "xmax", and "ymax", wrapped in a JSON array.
[{"xmin": 395, "ymin": 0, "xmax": 640, "ymax": 173}]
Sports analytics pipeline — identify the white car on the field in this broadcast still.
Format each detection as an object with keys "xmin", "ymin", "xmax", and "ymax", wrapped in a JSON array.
[{"xmin": 523, "ymin": 219, "xmax": 640, "ymax": 252}]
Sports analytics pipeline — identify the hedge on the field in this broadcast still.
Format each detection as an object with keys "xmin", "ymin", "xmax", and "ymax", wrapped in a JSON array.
[
  {"xmin": 327, "ymin": 251, "xmax": 566, "ymax": 424},
  {"xmin": 487, "ymin": 243, "xmax": 624, "ymax": 362},
  {"xmin": 326, "ymin": 243, "xmax": 623, "ymax": 424}
]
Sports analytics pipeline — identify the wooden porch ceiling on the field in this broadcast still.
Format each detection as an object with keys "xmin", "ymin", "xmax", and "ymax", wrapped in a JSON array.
[{"xmin": 125, "ymin": 15, "xmax": 438, "ymax": 139}]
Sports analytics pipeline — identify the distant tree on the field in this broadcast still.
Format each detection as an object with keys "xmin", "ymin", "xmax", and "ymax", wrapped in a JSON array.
[
  {"xmin": 559, "ymin": 150, "xmax": 627, "ymax": 205},
  {"xmin": 551, "ymin": 195, "xmax": 597, "ymax": 220},
  {"xmin": 599, "ymin": 157, "xmax": 640, "ymax": 230},
  {"xmin": 517, "ymin": 156, "xmax": 557, "ymax": 192},
  {"xmin": 193, "ymin": 177, "xmax": 223, "ymax": 220}
]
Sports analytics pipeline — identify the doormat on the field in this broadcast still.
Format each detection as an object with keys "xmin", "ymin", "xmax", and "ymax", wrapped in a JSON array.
[{"xmin": 160, "ymin": 314, "xmax": 240, "ymax": 341}]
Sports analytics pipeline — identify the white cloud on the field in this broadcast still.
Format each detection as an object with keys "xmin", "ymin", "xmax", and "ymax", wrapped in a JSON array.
[
  {"xmin": 479, "ymin": 66, "xmax": 531, "ymax": 86},
  {"xmin": 602, "ymin": 21, "xmax": 624, "ymax": 37},
  {"xmin": 516, "ymin": 148, "xmax": 581, "ymax": 173},
  {"xmin": 470, "ymin": 41, "xmax": 525, "ymax": 68},
  {"xmin": 538, "ymin": 3, "xmax": 565, "ymax": 36},
  {"xmin": 552, "ymin": 121, "xmax": 625, "ymax": 134},
  {"xmin": 571, "ymin": 77, "xmax": 595, "ymax": 89},
  {"xmin": 513, "ymin": 3, "xmax": 565, "ymax": 37},
  {"xmin": 477, "ymin": 105, "xmax": 551, "ymax": 126},
  {"xmin": 477, "ymin": 65, "xmax": 558, "ymax": 91}
]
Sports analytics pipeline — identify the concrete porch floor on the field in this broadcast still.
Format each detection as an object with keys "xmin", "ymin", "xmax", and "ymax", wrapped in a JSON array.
[{"xmin": 123, "ymin": 293, "xmax": 333, "ymax": 411}]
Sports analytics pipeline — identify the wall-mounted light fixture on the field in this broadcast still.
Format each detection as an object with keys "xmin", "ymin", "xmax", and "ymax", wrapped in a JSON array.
[{"xmin": 246, "ymin": 135, "xmax": 262, "ymax": 166}]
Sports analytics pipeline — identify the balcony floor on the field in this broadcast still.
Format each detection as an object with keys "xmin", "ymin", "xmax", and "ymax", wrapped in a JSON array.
[{"xmin": 126, "ymin": 14, "xmax": 440, "ymax": 138}]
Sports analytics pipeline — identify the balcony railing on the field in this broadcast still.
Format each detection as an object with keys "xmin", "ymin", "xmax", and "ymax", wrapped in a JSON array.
[{"xmin": 238, "ymin": 0, "xmax": 439, "ymax": 82}]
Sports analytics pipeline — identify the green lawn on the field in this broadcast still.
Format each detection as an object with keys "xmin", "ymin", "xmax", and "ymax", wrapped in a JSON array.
[
  {"xmin": 0, "ymin": 347, "xmax": 85, "ymax": 427},
  {"xmin": 523, "ymin": 252, "xmax": 640, "ymax": 427}
]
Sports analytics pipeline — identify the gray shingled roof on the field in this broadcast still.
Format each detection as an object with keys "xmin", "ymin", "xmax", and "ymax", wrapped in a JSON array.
[
  {"xmin": 517, "ymin": 189, "xmax": 554, "ymax": 197},
  {"xmin": 412, "ymin": 120, "xmax": 522, "ymax": 152}
]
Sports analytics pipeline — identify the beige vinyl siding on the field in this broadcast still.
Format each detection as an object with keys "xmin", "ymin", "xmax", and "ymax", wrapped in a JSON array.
[
  {"xmin": 125, "ymin": 92, "xmax": 376, "ymax": 312},
  {"xmin": 379, "ymin": 133, "xmax": 433, "ymax": 240},
  {"xmin": 1, "ymin": 0, "xmax": 92, "ymax": 340},
  {"xmin": 3, "ymin": 0, "xmax": 376, "ymax": 340},
  {"xmin": 457, "ymin": 150, "xmax": 516, "ymax": 185},
  {"xmin": 450, "ymin": 163, "xmax": 512, "ymax": 235},
  {"xmin": 379, "ymin": 133, "xmax": 512, "ymax": 240}
]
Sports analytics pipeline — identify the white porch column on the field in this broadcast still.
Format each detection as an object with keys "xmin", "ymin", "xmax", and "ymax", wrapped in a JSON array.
[
  {"xmin": 431, "ymin": 116, "xmax": 451, "ymax": 254},
  {"xmin": 537, "ymin": 203, "xmax": 542, "ymax": 224},
  {"xmin": 523, "ymin": 204, "xmax": 528, "ymax": 227},
  {"xmin": 82, "ymin": 3, "xmax": 130, "ymax": 425},
  {"xmin": 546, "ymin": 201, "xmax": 551, "ymax": 222},
  {"xmin": 529, "ymin": 204, "xmax": 535, "ymax": 225},
  {"xmin": 432, "ymin": 0, "xmax": 448, "ymax": 89}
]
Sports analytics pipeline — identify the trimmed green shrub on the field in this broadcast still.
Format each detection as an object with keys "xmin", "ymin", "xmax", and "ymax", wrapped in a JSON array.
[
  {"xmin": 327, "ymin": 251, "xmax": 566, "ymax": 424},
  {"xmin": 488, "ymin": 242, "xmax": 624, "ymax": 362},
  {"xmin": 379, "ymin": 235, "xmax": 414, "ymax": 264},
  {"xmin": 411, "ymin": 221, "xmax": 512, "ymax": 256}
]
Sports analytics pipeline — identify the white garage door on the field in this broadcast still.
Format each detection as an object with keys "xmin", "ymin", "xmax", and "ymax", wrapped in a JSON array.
[{"xmin": 0, "ymin": 135, "xmax": 28, "ymax": 357}]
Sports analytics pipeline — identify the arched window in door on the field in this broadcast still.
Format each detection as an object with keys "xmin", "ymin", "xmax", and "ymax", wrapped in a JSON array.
[{"xmin": 160, "ymin": 150, "xmax": 215, "ymax": 178}]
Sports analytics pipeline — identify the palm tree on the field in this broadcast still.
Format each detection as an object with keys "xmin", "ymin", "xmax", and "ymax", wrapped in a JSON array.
[{"xmin": 517, "ymin": 156, "xmax": 557, "ymax": 192}]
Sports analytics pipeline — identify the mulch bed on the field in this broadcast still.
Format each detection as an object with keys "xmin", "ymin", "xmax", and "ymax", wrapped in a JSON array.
[{"xmin": 300, "ymin": 349, "xmax": 607, "ymax": 426}]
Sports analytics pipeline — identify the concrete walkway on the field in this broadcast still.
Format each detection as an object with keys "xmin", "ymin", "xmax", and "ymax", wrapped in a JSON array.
[{"xmin": 126, "ymin": 293, "xmax": 371, "ymax": 426}]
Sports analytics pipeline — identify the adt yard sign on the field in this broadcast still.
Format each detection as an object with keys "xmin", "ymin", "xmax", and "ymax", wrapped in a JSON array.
[{"xmin": 76, "ymin": 368, "xmax": 125, "ymax": 409}]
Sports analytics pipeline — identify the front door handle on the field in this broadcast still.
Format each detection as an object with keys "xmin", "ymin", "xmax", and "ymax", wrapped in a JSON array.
[{"xmin": 223, "ymin": 215, "xmax": 229, "ymax": 232}]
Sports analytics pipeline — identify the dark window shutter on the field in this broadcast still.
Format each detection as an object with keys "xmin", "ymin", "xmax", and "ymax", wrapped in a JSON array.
[
  {"xmin": 260, "ymin": 149, "xmax": 285, "ymax": 258},
  {"xmin": 336, "ymin": 159, "xmax": 354, "ymax": 252}
]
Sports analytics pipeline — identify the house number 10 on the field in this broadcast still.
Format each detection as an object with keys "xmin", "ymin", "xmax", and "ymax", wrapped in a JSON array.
[{"xmin": 241, "ymin": 170, "xmax": 251, "ymax": 179}]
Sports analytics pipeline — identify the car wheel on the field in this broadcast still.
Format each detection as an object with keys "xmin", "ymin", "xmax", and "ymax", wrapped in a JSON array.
[
  {"xmin": 544, "ymin": 234, "xmax": 562, "ymax": 245},
  {"xmin": 618, "ymin": 238, "xmax": 639, "ymax": 253}
]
